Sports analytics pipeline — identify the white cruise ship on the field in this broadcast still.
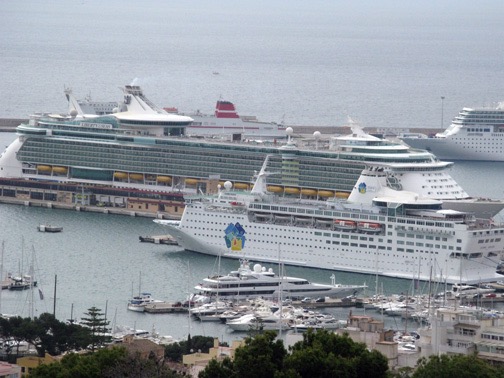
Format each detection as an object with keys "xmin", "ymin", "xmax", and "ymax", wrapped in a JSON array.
[
  {"xmin": 169, "ymin": 100, "xmax": 286, "ymax": 139},
  {"xmin": 192, "ymin": 259, "xmax": 366, "ymax": 301},
  {"xmin": 1, "ymin": 85, "xmax": 503, "ymax": 218},
  {"xmin": 157, "ymin": 157, "xmax": 504, "ymax": 285},
  {"xmin": 400, "ymin": 103, "xmax": 504, "ymax": 161}
]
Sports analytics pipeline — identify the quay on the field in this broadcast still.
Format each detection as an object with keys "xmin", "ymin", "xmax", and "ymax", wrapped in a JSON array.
[
  {"xmin": 0, "ymin": 195, "xmax": 180, "ymax": 220},
  {"xmin": 139, "ymin": 235, "xmax": 178, "ymax": 245}
]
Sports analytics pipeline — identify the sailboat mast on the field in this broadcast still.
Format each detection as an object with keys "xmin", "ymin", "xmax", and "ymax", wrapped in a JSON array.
[{"xmin": 53, "ymin": 274, "xmax": 57, "ymax": 316}]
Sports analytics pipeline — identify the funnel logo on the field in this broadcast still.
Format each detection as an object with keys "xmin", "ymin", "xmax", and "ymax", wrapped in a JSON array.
[
  {"xmin": 224, "ymin": 222, "xmax": 246, "ymax": 251},
  {"xmin": 358, "ymin": 182, "xmax": 367, "ymax": 194}
]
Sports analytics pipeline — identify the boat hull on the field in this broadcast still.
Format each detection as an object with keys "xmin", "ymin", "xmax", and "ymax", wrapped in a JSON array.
[{"xmin": 162, "ymin": 207, "xmax": 504, "ymax": 285}]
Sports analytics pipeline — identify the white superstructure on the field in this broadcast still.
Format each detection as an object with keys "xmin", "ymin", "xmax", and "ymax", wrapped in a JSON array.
[
  {"xmin": 400, "ymin": 103, "xmax": 504, "ymax": 161},
  {"xmin": 158, "ymin": 157, "xmax": 504, "ymax": 285},
  {"xmin": 192, "ymin": 259, "xmax": 366, "ymax": 301}
]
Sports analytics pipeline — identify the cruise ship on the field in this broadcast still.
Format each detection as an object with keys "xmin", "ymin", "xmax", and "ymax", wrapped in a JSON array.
[
  {"xmin": 168, "ymin": 100, "xmax": 286, "ymax": 139},
  {"xmin": 400, "ymin": 102, "xmax": 504, "ymax": 161},
  {"xmin": 73, "ymin": 89, "xmax": 286, "ymax": 139},
  {"xmin": 0, "ymin": 85, "xmax": 503, "ymax": 218},
  {"xmin": 157, "ymin": 157, "xmax": 504, "ymax": 284}
]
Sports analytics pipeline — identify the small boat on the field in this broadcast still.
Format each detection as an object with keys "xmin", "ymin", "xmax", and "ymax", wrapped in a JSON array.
[
  {"xmin": 356, "ymin": 222, "xmax": 382, "ymax": 233},
  {"xmin": 37, "ymin": 225, "xmax": 63, "ymax": 233},
  {"xmin": 127, "ymin": 292, "xmax": 161, "ymax": 312},
  {"xmin": 9, "ymin": 275, "xmax": 37, "ymax": 291},
  {"xmin": 333, "ymin": 220, "xmax": 357, "ymax": 230}
]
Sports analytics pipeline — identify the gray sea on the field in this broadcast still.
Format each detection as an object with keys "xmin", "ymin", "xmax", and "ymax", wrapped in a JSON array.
[
  {"xmin": 1, "ymin": 0, "xmax": 504, "ymax": 342},
  {"xmin": 1, "ymin": 0, "xmax": 504, "ymax": 129}
]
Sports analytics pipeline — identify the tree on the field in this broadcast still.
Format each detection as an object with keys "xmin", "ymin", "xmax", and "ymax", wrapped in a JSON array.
[
  {"xmin": 412, "ymin": 354, "xmax": 504, "ymax": 378},
  {"xmin": 30, "ymin": 346, "xmax": 184, "ymax": 378},
  {"xmin": 79, "ymin": 306, "xmax": 111, "ymax": 352},
  {"xmin": 198, "ymin": 329, "xmax": 390, "ymax": 378},
  {"xmin": 228, "ymin": 331, "xmax": 286, "ymax": 378},
  {"xmin": 284, "ymin": 330, "xmax": 388, "ymax": 378}
]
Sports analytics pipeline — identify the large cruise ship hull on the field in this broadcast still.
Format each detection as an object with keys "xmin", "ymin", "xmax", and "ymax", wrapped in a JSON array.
[
  {"xmin": 403, "ymin": 137, "xmax": 504, "ymax": 162},
  {"xmin": 162, "ymin": 209, "xmax": 504, "ymax": 285}
]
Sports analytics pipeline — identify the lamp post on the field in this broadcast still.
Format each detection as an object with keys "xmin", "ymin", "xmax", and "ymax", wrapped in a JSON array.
[{"xmin": 441, "ymin": 96, "xmax": 445, "ymax": 128}]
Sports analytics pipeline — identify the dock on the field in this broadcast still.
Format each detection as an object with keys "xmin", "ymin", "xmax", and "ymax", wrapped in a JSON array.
[
  {"xmin": 144, "ymin": 302, "xmax": 188, "ymax": 313},
  {"xmin": 139, "ymin": 235, "xmax": 178, "ymax": 245}
]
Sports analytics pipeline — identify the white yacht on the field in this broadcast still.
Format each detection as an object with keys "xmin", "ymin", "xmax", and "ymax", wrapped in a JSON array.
[
  {"xmin": 193, "ymin": 259, "xmax": 366, "ymax": 302},
  {"xmin": 400, "ymin": 102, "xmax": 504, "ymax": 161},
  {"xmin": 157, "ymin": 156, "xmax": 504, "ymax": 285}
]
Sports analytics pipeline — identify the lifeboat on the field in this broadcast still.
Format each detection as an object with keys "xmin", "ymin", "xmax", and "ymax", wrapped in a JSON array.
[
  {"xmin": 335, "ymin": 191, "xmax": 350, "ymax": 199},
  {"xmin": 157, "ymin": 175, "xmax": 172, "ymax": 183},
  {"xmin": 301, "ymin": 189, "xmax": 318, "ymax": 196},
  {"xmin": 230, "ymin": 201, "xmax": 245, "ymax": 207},
  {"xmin": 234, "ymin": 182, "xmax": 249, "ymax": 190},
  {"xmin": 267, "ymin": 186, "xmax": 283, "ymax": 193},
  {"xmin": 129, "ymin": 173, "xmax": 144, "ymax": 181},
  {"xmin": 52, "ymin": 166, "xmax": 68, "ymax": 174},
  {"xmin": 333, "ymin": 219, "xmax": 357, "ymax": 230},
  {"xmin": 357, "ymin": 222, "xmax": 382, "ymax": 232},
  {"xmin": 185, "ymin": 178, "xmax": 198, "ymax": 185},
  {"xmin": 284, "ymin": 187, "xmax": 300, "ymax": 195},
  {"xmin": 114, "ymin": 171, "xmax": 128, "ymax": 179},
  {"xmin": 37, "ymin": 165, "xmax": 52, "ymax": 172},
  {"xmin": 318, "ymin": 190, "xmax": 334, "ymax": 197}
]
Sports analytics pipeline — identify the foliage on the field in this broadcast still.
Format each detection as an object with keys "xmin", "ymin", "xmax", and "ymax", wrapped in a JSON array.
[
  {"xmin": 165, "ymin": 335, "xmax": 218, "ymax": 362},
  {"xmin": 0, "ymin": 313, "xmax": 92, "ymax": 357},
  {"xmin": 30, "ymin": 346, "xmax": 184, "ymax": 378},
  {"xmin": 412, "ymin": 354, "xmax": 504, "ymax": 378},
  {"xmin": 198, "ymin": 329, "xmax": 390, "ymax": 378},
  {"xmin": 79, "ymin": 306, "xmax": 111, "ymax": 352}
]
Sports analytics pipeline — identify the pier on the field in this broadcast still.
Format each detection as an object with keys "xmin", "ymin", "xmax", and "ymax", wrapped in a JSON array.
[{"xmin": 139, "ymin": 235, "xmax": 178, "ymax": 245}]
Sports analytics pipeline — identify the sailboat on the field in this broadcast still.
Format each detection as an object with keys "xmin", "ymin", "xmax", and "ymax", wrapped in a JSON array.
[
  {"xmin": 9, "ymin": 240, "xmax": 37, "ymax": 291},
  {"xmin": 127, "ymin": 272, "xmax": 160, "ymax": 312}
]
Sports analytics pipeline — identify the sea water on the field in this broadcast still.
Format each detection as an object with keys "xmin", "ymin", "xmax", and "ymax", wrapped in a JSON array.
[{"xmin": 1, "ymin": 0, "xmax": 504, "ymax": 341}]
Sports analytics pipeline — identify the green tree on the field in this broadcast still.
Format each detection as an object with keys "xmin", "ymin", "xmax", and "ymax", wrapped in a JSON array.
[
  {"xmin": 232, "ymin": 331, "xmax": 286, "ymax": 378},
  {"xmin": 284, "ymin": 330, "xmax": 388, "ymax": 378},
  {"xmin": 80, "ymin": 306, "xmax": 111, "ymax": 352},
  {"xmin": 412, "ymin": 354, "xmax": 504, "ymax": 378},
  {"xmin": 31, "ymin": 346, "xmax": 184, "ymax": 378}
]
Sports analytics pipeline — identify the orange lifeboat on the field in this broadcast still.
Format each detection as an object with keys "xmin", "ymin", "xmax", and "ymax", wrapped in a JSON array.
[
  {"xmin": 114, "ymin": 171, "xmax": 128, "ymax": 179},
  {"xmin": 234, "ymin": 182, "xmax": 249, "ymax": 190},
  {"xmin": 157, "ymin": 175, "xmax": 172, "ymax": 183},
  {"xmin": 129, "ymin": 173, "xmax": 144, "ymax": 181},
  {"xmin": 52, "ymin": 166, "xmax": 68, "ymax": 174},
  {"xmin": 335, "ymin": 191, "xmax": 350, "ymax": 199},
  {"xmin": 318, "ymin": 190, "xmax": 334, "ymax": 198},
  {"xmin": 185, "ymin": 178, "xmax": 199, "ymax": 185},
  {"xmin": 357, "ymin": 222, "xmax": 382, "ymax": 232},
  {"xmin": 267, "ymin": 186, "xmax": 283, "ymax": 193},
  {"xmin": 284, "ymin": 187, "xmax": 300, "ymax": 195},
  {"xmin": 37, "ymin": 165, "xmax": 52, "ymax": 172},
  {"xmin": 301, "ymin": 188, "xmax": 318, "ymax": 196},
  {"xmin": 333, "ymin": 220, "xmax": 357, "ymax": 230}
]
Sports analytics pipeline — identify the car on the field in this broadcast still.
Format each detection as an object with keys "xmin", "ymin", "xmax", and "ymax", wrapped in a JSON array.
[
  {"xmin": 485, "ymin": 293, "xmax": 497, "ymax": 298},
  {"xmin": 301, "ymin": 297, "xmax": 312, "ymax": 303},
  {"xmin": 315, "ymin": 297, "xmax": 326, "ymax": 303}
]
